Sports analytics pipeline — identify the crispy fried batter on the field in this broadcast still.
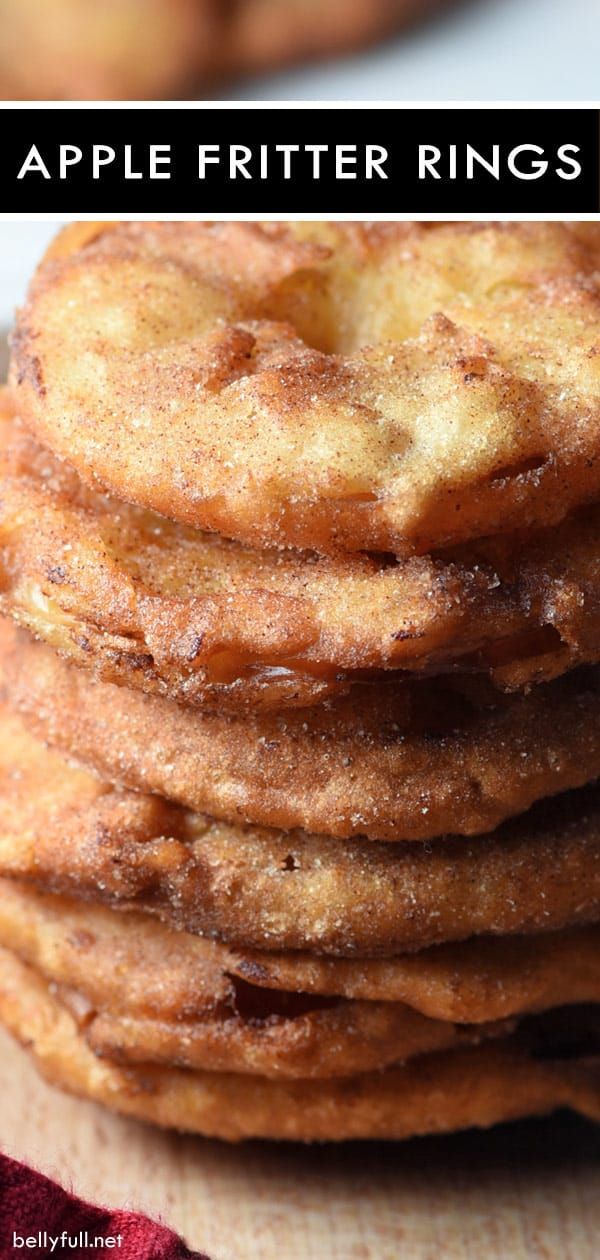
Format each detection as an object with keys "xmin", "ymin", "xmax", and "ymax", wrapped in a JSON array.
[
  {"xmin": 4, "ymin": 880, "xmax": 600, "ymax": 1047},
  {"xmin": 2, "ymin": 400, "xmax": 600, "ymax": 711},
  {"xmin": 230, "ymin": 927, "xmax": 600, "ymax": 1022},
  {"xmin": 12, "ymin": 222, "xmax": 600, "ymax": 555},
  {"xmin": 0, "ymin": 882, "xmax": 506, "ymax": 1079},
  {"xmin": 0, "ymin": 0, "xmax": 445, "ymax": 101},
  {"xmin": 1, "ymin": 704, "xmax": 600, "ymax": 956},
  {"xmin": 5, "ymin": 618, "xmax": 600, "ymax": 842},
  {"xmin": 1, "ymin": 948, "xmax": 599, "ymax": 1140},
  {"xmin": 83, "ymin": 1004, "xmax": 492, "ymax": 1081}
]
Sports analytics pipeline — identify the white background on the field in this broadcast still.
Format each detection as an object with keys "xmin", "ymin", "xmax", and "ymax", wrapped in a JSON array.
[
  {"xmin": 233, "ymin": 0, "xmax": 600, "ymax": 101},
  {"xmin": 0, "ymin": 223, "xmax": 59, "ymax": 331}
]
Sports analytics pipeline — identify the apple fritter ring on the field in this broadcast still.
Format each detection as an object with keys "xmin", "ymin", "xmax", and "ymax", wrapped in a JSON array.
[
  {"xmin": 0, "ymin": 0, "xmax": 446, "ymax": 101},
  {"xmin": 1, "ymin": 948, "xmax": 599, "ymax": 1141},
  {"xmin": 224, "ymin": 0, "xmax": 448, "ymax": 81},
  {"xmin": 83, "ymin": 1009, "xmax": 499, "ymax": 1081},
  {"xmin": 230, "ymin": 926, "xmax": 600, "ymax": 1023},
  {"xmin": 3, "ymin": 881, "xmax": 600, "ymax": 1065},
  {"xmin": 1, "ymin": 705, "xmax": 600, "ymax": 957},
  {"xmin": 2, "ymin": 403, "xmax": 600, "ymax": 712},
  {"xmin": 4, "ymin": 619, "xmax": 600, "ymax": 844},
  {"xmin": 0, "ymin": 883, "xmax": 509, "ymax": 1080},
  {"xmin": 0, "ymin": 0, "xmax": 210, "ymax": 100},
  {"xmin": 12, "ymin": 221, "xmax": 600, "ymax": 555}
]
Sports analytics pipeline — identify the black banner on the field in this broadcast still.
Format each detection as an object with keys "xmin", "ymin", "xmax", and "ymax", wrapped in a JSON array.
[{"xmin": 3, "ymin": 107, "xmax": 599, "ymax": 213}]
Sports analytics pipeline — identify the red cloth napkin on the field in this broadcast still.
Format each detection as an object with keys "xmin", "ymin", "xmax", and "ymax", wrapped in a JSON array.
[{"xmin": 0, "ymin": 1152, "xmax": 210, "ymax": 1259}]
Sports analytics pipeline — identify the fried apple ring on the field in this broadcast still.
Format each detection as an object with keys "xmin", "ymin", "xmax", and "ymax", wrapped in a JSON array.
[
  {"xmin": 0, "ymin": 0, "xmax": 446, "ymax": 101},
  {"xmin": 229, "ymin": 926, "xmax": 600, "ymax": 1023},
  {"xmin": 4, "ymin": 619, "xmax": 600, "ymax": 843},
  {"xmin": 223, "ymin": 0, "xmax": 449, "ymax": 84},
  {"xmin": 12, "ymin": 221, "xmax": 600, "ymax": 554},
  {"xmin": 2, "ymin": 399, "xmax": 600, "ymax": 713},
  {"xmin": 0, "ymin": 0, "xmax": 210, "ymax": 100},
  {"xmin": 0, "ymin": 883, "xmax": 508, "ymax": 1080},
  {"xmin": 3, "ymin": 880, "xmax": 600, "ymax": 1043},
  {"xmin": 1, "ymin": 703, "xmax": 600, "ymax": 956},
  {"xmin": 1, "ymin": 948, "xmax": 599, "ymax": 1140}
]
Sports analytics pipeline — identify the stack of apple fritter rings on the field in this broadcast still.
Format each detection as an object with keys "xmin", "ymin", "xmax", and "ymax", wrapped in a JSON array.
[{"xmin": 1, "ymin": 221, "xmax": 600, "ymax": 1141}]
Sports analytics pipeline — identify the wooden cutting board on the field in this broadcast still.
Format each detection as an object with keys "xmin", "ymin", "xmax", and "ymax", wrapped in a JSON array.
[{"xmin": 1, "ymin": 1028, "xmax": 599, "ymax": 1260}]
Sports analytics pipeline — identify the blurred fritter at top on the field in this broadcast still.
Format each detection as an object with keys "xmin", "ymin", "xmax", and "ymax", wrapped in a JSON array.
[{"xmin": 0, "ymin": 0, "xmax": 447, "ymax": 100}]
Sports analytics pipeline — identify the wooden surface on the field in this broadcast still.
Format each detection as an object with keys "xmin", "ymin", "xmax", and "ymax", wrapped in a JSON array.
[{"xmin": 1, "ymin": 1029, "xmax": 600, "ymax": 1259}]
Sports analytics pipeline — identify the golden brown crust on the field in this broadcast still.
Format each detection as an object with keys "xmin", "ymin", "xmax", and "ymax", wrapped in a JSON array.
[
  {"xmin": 230, "ymin": 927, "xmax": 600, "ymax": 1023},
  {"xmin": 4, "ymin": 880, "xmax": 600, "ymax": 1049},
  {"xmin": 2, "ymin": 399, "xmax": 600, "ymax": 712},
  {"xmin": 5, "ymin": 618, "xmax": 600, "ymax": 843},
  {"xmin": 85, "ymin": 1004, "xmax": 496, "ymax": 1081},
  {"xmin": 12, "ymin": 222, "xmax": 600, "ymax": 555},
  {"xmin": 0, "ymin": 0, "xmax": 447, "ymax": 101},
  {"xmin": 1, "ymin": 704, "xmax": 600, "ymax": 956},
  {"xmin": 0, "ymin": 947, "xmax": 598, "ymax": 1140},
  {"xmin": 2, "ymin": 882, "xmax": 499, "ymax": 1080}
]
